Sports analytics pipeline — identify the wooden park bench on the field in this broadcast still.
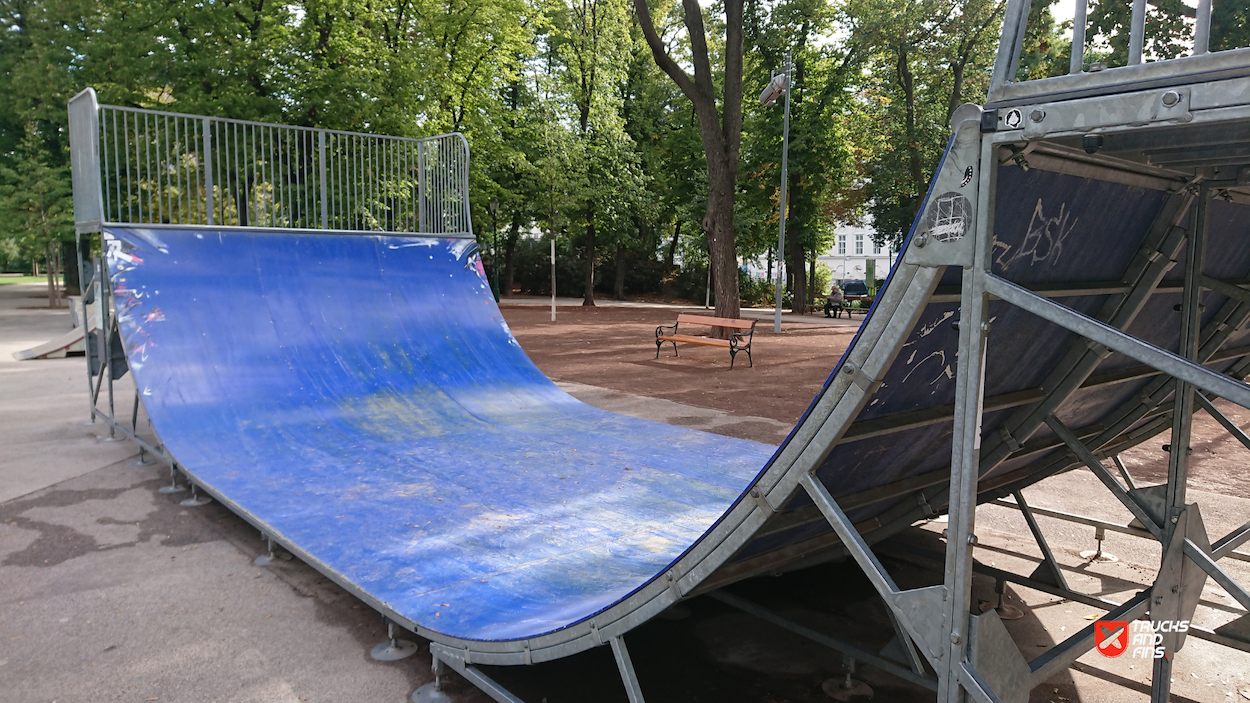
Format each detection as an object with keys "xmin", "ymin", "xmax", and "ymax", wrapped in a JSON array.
[
  {"xmin": 842, "ymin": 295, "xmax": 874, "ymax": 317},
  {"xmin": 655, "ymin": 314, "xmax": 757, "ymax": 369}
]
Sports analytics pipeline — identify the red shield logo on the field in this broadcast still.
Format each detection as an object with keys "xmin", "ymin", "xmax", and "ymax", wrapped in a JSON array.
[{"xmin": 1095, "ymin": 620, "xmax": 1129, "ymax": 657}]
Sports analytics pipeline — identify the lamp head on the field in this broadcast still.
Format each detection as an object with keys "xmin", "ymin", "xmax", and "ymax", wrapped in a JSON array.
[{"xmin": 759, "ymin": 73, "xmax": 788, "ymax": 106}]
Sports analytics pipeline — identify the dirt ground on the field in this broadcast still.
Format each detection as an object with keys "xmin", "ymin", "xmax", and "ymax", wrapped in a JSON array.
[
  {"xmin": 502, "ymin": 305, "xmax": 858, "ymax": 429},
  {"xmin": 502, "ymin": 303, "xmax": 1250, "ymax": 496}
]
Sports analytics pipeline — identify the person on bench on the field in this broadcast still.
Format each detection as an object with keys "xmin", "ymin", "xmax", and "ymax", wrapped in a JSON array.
[{"xmin": 824, "ymin": 283, "xmax": 845, "ymax": 319}]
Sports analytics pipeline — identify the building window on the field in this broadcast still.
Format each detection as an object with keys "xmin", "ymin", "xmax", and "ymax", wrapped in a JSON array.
[
  {"xmin": 873, "ymin": 242, "xmax": 881, "ymax": 254},
  {"xmin": 838, "ymin": 235, "xmax": 846, "ymax": 255},
  {"xmin": 855, "ymin": 234, "xmax": 864, "ymax": 255}
]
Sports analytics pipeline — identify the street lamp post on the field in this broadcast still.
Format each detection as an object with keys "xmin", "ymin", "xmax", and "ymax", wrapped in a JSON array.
[
  {"xmin": 488, "ymin": 198, "xmax": 500, "ymax": 302},
  {"xmin": 760, "ymin": 52, "xmax": 792, "ymax": 334}
]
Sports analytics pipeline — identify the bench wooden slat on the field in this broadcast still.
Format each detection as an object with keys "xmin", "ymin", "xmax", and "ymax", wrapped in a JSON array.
[
  {"xmin": 657, "ymin": 333, "xmax": 731, "ymax": 348},
  {"xmin": 675, "ymin": 313, "xmax": 756, "ymax": 330}
]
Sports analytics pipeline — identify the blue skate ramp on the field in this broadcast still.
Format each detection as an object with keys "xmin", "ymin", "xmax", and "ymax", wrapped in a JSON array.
[
  {"xmin": 101, "ymin": 163, "xmax": 1250, "ymax": 657},
  {"xmin": 104, "ymin": 226, "xmax": 775, "ymax": 641}
]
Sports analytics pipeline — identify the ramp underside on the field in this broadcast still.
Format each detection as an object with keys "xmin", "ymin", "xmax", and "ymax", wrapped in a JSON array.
[
  {"xmin": 728, "ymin": 165, "xmax": 1250, "ymax": 574},
  {"xmin": 105, "ymin": 228, "xmax": 773, "ymax": 641}
]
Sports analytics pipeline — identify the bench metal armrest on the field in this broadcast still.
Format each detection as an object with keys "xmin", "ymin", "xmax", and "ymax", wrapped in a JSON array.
[
  {"xmin": 655, "ymin": 323, "xmax": 678, "ymax": 338},
  {"xmin": 729, "ymin": 323, "xmax": 755, "ymax": 350}
]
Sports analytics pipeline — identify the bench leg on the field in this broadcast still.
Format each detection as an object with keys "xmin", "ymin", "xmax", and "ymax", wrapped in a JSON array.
[
  {"xmin": 729, "ymin": 349, "xmax": 735, "ymax": 370},
  {"xmin": 672, "ymin": 341, "xmax": 679, "ymax": 357},
  {"xmin": 747, "ymin": 348, "xmax": 753, "ymax": 368},
  {"xmin": 655, "ymin": 339, "xmax": 661, "ymax": 359}
]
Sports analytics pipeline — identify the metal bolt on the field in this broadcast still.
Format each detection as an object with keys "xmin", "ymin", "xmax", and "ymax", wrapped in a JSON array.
[
  {"xmin": 915, "ymin": 234, "xmax": 928, "ymax": 248},
  {"xmin": 1161, "ymin": 90, "xmax": 1181, "ymax": 107},
  {"xmin": 950, "ymin": 633, "xmax": 962, "ymax": 645},
  {"xmin": 1172, "ymin": 585, "xmax": 1180, "ymax": 593},
  {"xmin": 967, "ymin": 534, "xmax": 978, "ymax": 545},
  {"xmin": 1171, "ymin": 516, "xmax": 1179, "ymax": 524},
  {"xmin": 1029, "ymin": 108, "xmax": 1046, "ymax": 123},
  {"xmin": 1155, "ymin": 595, "xmax": 1163, "ymax": 604}
]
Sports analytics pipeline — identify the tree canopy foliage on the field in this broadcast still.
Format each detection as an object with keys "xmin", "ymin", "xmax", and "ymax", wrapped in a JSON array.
[{"xmin": 2, "ymin": 0, "xmax": 1238, "ymax": 306}]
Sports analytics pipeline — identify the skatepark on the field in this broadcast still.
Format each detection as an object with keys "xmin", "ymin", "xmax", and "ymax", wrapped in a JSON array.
[{"xmin": 5, "ymin": 1, "xmax": 1250, "ymax": 700}]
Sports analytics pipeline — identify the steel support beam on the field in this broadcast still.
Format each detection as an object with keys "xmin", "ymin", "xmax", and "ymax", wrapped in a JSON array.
[
  {"xmin": 986, "ymin": 275, "xmax": 1250, "ymax": 409},
  {"xmin": 939, "ymin": 145, "xmax": 994, "ymax": 702},
  {"xmin": 1045, "ymin": 416, "xmax": 1165, "ymax": 540},
  {"xmin": 1012, "ymin": 491, "xmax": 1070, "ymax": 591},
  {"xmin": 989, "ymin": 498, "xmax": 1250, "ymax": 564},
  {"xmin": 1027, "ymin": 591, "xmax": 1152, "ymax": 685},
  {"xmin": 1196, "ymin": 392, "xmax": 1250, "ymax": 452},
  {"xmin": 1184, "ymin": 540, "xmax": 1250, "ymax": 611},
  {"xmin": 1214, "ymin": 520, "xmax": 1250, "ymax": 560},
  {"xmin": 609, "ymin": 637, "xmax": 645, "ymax": 703},
  {"xmin": 429, "ymin": 645, "xmax": 525, "ymax": 703},
  {"xmin": 710, "ymin": 591, "xmax": 938, "ymax": 691}
]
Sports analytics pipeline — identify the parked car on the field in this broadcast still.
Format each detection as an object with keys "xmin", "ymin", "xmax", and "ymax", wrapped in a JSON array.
[{"xmin": 839, "ymin": 279, "xmax": 870, "ymax": 297}]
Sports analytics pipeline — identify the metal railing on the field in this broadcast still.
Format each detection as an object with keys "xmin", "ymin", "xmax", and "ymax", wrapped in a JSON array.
[
  {"xmin": 68, "ymin": 88, "xmax": 472, "ymax": 237},
  {"xmin": 988, "ymin": 0, "xmax": 1250, "ymax": 105}
]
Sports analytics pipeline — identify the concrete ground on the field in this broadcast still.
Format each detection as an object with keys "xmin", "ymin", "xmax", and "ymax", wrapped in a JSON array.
[{"xmin": 2, "ymin": 282, "xmax": 1249, "ymax": 702}]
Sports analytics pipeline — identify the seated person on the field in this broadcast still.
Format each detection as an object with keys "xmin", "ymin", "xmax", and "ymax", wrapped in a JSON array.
[{"xmin": 824, "ymin": 284, "xmax": 845, "ymax": 318}]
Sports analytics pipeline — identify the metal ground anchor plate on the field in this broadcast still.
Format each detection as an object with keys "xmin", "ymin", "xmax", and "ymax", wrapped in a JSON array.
[
  {"xmin": 372, "ymin": 638, "xmax": 420, "ymax": 661},
  {"xmin": 158, "ymin": 484, "xmax": 187, "ymax": 494},
  {"xmin": 822, "ymin": 677, "xmax": 873, "ymax": 700},
  {"xmin": 253, "ymin": 551, "xmax": 293, "ymax": 567},
  {"xmin": 180, "ymin": 493, "xmax": 212, "ymax": 507},
  {"xmin": 979, "ymin": 601, "xmax": 1024, "ymax": 620},
  {"xmin": 1080, "ymin": 549, "xmax": 1119, "ymax": 563},
  {"xmin": 411, "ymin": 683, "xmax": 452, "ymax": 702}
]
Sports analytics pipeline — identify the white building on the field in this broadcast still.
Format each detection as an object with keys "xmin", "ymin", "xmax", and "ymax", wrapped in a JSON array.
[{"xmin": 818, "ymin": 220, "xmax": 896, "ymax": 284}]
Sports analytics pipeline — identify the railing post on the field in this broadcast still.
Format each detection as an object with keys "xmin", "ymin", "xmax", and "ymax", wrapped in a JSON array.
[
  {"xmin": 203, "ymin": 118, "xmax": 214, "ymax": 226},
  {"xmin": 1070, "ymin": 0, "xmax": 1088, "ymax": 74},
  {"xmin": 417, "ymin": 141, "xmax": 426, "ymax": 233},
  {"xmin": 318, "ymin": 130, "xmax": 328, "ymax": 229},
  {"xmin": 1194, "ymin": 0, "xmax": 1213, "ymax": 55},
  {"xmin": 1128, "ymin": 0, "xmax": 1147, "ymax": 65},
  {"xmin": 460, "ymin": 134, "xmax": 472, "ymax": 236}
]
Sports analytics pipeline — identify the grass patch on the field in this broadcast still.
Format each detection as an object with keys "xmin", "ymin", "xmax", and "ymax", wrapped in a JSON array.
[{"xmin": 0, "ymin": 276, "xmax": 61, "ymax": 285}]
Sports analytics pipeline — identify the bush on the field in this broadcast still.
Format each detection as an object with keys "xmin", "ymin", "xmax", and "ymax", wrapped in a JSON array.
[{"xmin": 739, "ymin": 269, "xmax": 776, "ymax": 308}]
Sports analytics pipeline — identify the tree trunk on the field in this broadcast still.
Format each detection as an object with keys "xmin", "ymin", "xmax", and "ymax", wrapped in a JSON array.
[
  {"xmin": 666, "ymin": 220, "xmax": 682, "ymax": 269},
  {"xmin": 614, "ymin": 244, "xmax": 626, "ymax": 300},
  {"xmin": 897, "ymin": 43, "xmax": 925, "ymax": 216},
  {"xmin": 787, "ymin": 225, "xmax": 805, "ymax": 315},
  {"xmin": 634, "ymin": 0, "xmax": 745, "ymax": 333},
  {"xmin": 44, "ymin": 242, "xmax": 58, "ymax": 308},
  {"xmin": 503, "ymin": 217, "xmax": 520, "ymax": 296},
  {"xmin": 808, "ymin": 256, "xmax": 816, "ymax": 315},
  {"xmin": 582, "ymin": 201, "xmax": 596, "ymax": 306}
]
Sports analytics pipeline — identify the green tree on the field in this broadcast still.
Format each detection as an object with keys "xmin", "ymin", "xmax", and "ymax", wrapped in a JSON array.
[
  {"xmin": 847, "ymin": 0, "xmax": 1002, "ymax": 249},
  {"xmin": 0, "ymin": 123, "xmax": 73, "ymax": 305},
  {"xmin": 634, "ymin": 0, "xmax": 746, "ymax": 322}
]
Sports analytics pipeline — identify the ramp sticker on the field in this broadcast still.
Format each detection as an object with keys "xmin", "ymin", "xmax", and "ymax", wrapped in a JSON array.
[{"xmin": 922, "ymin": 192, "xmax": 972, "ymax": 244}]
